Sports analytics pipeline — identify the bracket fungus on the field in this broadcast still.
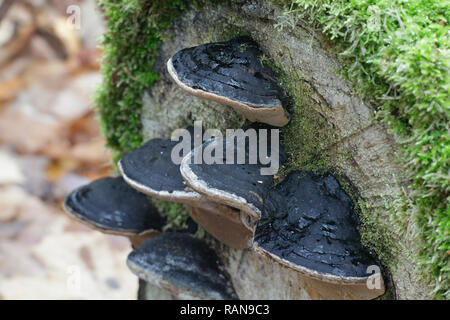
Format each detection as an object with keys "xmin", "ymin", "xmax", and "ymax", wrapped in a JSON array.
[
  {"xmin": 254, "ymin": 172, "xmax": 379, "ymax": 282},
  {"xmin": 127, "ymin": 232, "xmax": 238, "ymax": 300},
  {"xmin": 180, "ymin": 128, "xmax": 285, "ymax": 249},
  {"xmin": 118, "ymin": 134, "xmax": 204, "ymax": 205},
  {"xmin": 118, "ymin": 133, "xmax": 256, "ymax": 249},
  {"xmin": 167, "ymin": 37, "xmax": 289, "ymax": 127},
  {"xmin": 181, "ymin": 136, "xmax": 384, "ymax": 295},
  {"xmin": 63, "ymin": 177, "xmax": 165, "ymax": 247}
]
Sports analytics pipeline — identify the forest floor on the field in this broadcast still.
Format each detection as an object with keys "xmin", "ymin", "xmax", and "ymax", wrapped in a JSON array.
[{"xmin": 0, "ymin": 0, "xmax": 138, "ymax": 299}]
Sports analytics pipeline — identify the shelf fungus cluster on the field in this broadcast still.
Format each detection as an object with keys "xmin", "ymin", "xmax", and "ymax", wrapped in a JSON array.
[
  {"xmin": 180, "ymin": 134, "xmax": 384, "ymax": 296},
  {"xmin": 63, "ymin": 37, "xmax": 385, "ymax": 300}
]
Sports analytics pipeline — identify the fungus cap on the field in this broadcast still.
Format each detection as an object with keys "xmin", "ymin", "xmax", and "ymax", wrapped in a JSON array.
[
  {"xmin": 254, "ymin": 172, "xmax": 383, "ymax": 288},
  {"xmin": 63, "ymin": 177, "xmax": 164, "ymax": 244},
  {"xmin": 127, "ymin": 232, "xmax": 238, "ymax": 300},
  {"xmin": 167, "ymin": 37, "xmax": 289, "ymax": 127},
  {"xmin": 180, "ymin": 128, "xmax": 283, "ymax": 220},
  {"xmin": 119, "ymin": 134, "xmax": 251, "ymax": 248},
  {"xmin": 118, "ymin": 137, "xmax": 204, "ymax": 205},
  {"xmin": 180, "ymin": 129, "xmax": 284, "ymax": 248},
  {"xmin": 182, "ymin": 134, "xmax": 384, "ymax": 296}
]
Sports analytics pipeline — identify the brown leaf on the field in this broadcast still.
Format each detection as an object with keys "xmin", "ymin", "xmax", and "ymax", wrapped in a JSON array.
[
  {"xmin": 0, "ymin": 2, "xmax": 36, "ymax": 69},
  {"xmin": 0, "ymin": 78, "xmax": 24, "ymax": 103},
  {"xmin": 78, "ymin": 246, "xmax": 95, "ymax": 271},
  {"xmin": 0, "ymin": 106, "xmax": 67, "ymax": 154}
]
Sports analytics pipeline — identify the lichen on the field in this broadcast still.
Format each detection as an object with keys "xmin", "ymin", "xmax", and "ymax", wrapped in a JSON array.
[
  {"xmin": 279, "ymin": 59, "xmax": 339, "ymax": 176},
  {"xmin": 261, "ymin": 51, "xmax": 345, "ymax": 177}
]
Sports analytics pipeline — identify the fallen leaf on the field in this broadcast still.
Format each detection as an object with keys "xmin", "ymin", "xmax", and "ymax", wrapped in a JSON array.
[
  {"xmin": 0, "ymin": 2, "xmax": 36, "ymax": 69},
  {"xmin": 0, "ymin": 77, "xmax": 24, "ymax": 103},
  {"xmin": 0, "ymin": 106, "xmax": 66, "ymax": 154},
  {"xmin": 0, "ymin": 149, "xmax": 24, "ymax": 185},
  {"xmin": 79, "ymin": 246, "xmax": 95, "ymax": 271}
]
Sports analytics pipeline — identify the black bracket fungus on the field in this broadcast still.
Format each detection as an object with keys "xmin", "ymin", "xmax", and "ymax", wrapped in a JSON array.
[
  {"xmin": 127, "ymin": 232, "xmax": 238, "ymax": 300},
  {"xmin": 118, "ymin": 137, "xmax": 203, "ymax": 205},
  {"xmin": 255, "ymin": 172, "xmax": 378, "ymax": 281},
  {"xmin": 63, "ymin": 177, "xmax": 165, "ymax": 247},
  {"xmin": 118, "ymin": 130, "xmax": 253, "ymax": 247},
  {"xmin": 181, "ymin": 134, "xmax": 385, "ymax": 297},
  {"xmin": 167, "ymin": 37, "xmax": 290, "ymax": 127},
  {"xmin": 180, "ymin": 127, "xmax": 285, "ymax": 249}
]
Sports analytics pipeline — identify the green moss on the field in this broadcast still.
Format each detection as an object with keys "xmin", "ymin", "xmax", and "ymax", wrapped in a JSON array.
[
  {"xmin": 357, "ymin": 200, "xmax": 399, "ymax": 270},
  {"xmin": 280, "ymin": 70, "xmax": 338, "ymax": 175},
  {"xmin": 376, "ymin": 290, "xmax": 393, "ymax": 300},
  {"xmin": 261, "ymin": 52, "xmax": 344, "ymax": 180},
  {"xmin": 152, "ymin": 199, "xmax": 189, "ymax": 231}
]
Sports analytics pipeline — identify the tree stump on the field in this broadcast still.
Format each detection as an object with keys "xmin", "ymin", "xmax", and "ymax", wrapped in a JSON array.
[{"xmin": 95, "ymin": 0, "xmax": 444, "ymax": 299}]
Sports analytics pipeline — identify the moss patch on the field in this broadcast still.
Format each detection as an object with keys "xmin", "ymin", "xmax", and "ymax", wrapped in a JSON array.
[
  {"xmin": 152, "ymin": 199, "xmax": 189, "ymax": 231},
  {"xmin": 357, "ymin": 200, "xmax": 399, "ymax": 270},
  {"xmin": 278, "ymin": 58, "xmax": 339, "ymax": 175},
  {"xmin": 95, "ymin": 0, "xmax": 218, "ymax": 232}
]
